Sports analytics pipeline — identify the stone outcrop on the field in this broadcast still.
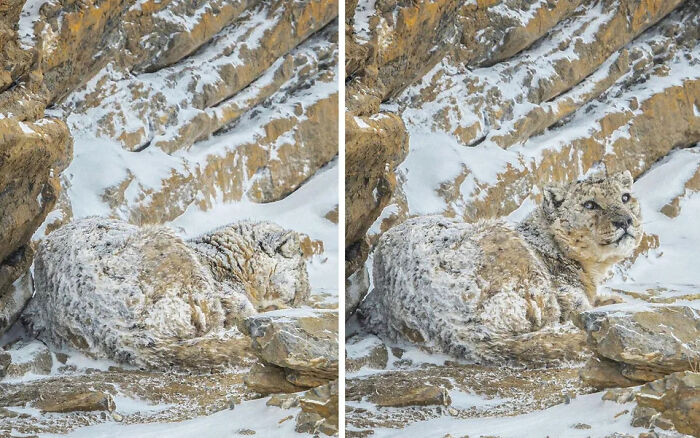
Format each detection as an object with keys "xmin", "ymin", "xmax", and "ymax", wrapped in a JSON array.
[
  {"xmin": 243, "ymin": 362, "xmax": 306, "ymax": 395},
  {"xmin": 243, "ymin": 309, "xmax": 338, "ymax": 389},
  {"xmin": 576, "ymin": 304, "xmax": 700, "ymax": 389},
  {"xmin": 0, "ymin": 112, "xmax": 72, "ymax": 337},
  {"xmin": 37, "ymin": 391, "xmax": 116, "ymax": 414},
  {"xmin": 296, "ymin": 380, "xmax": 339, "ymax": 436},
  {"xmin": 344, "ymin": 112, "xmax": 408, "ymax": 281},
  {"xmin": 345, "ymin": 361, "xmax": 590, "ymax": 433},
  {"xmin": 22, "ymin": 217, "xmax": 314, "ymax": 370},
  {"xmin": 0, "ymin": 273, "xmax": 33, "ymax": 336},
  {"xmin": 632, "ymin": 372, "xmax": 700, "ymax": 437},
  {"xmin": 43, "ymin": 0, "xmax": 339, "ymax": 228},
  {"xmin": 0, "ymin": 340, "xmax": 53, "ymax": 378}
]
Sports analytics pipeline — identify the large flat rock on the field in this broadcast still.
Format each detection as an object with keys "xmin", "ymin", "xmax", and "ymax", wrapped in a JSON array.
[{"xmin": 244, "ymin": 308, "xmax": 338, "ymax": 384}]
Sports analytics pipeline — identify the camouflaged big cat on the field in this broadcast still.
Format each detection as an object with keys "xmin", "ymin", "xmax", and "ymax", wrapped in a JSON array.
[{"xmin": 358, "ymin": 171, "xmax": 642, "ymax": 365}]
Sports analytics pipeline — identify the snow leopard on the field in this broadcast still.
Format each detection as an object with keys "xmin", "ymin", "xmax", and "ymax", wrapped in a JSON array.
[{"xmin": 357, "ymin": 171, "xmax": 642, "ymax": 364}]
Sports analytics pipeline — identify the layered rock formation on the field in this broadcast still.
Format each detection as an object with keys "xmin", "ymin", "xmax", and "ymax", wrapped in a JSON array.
[
  {"xmin": 577, "ymin": 304, "xmax": 700, "ymax": 389},
  {"xmin": 244, "ymin": 309, "xmax": 338, "ymax": 389},
  {"xmin": 0, "ymin": 0, "xmax": 73, "ymax": 335},
  {"xmin": 633, "ymin": 371, "xmax": 700, "ymax": 436}
]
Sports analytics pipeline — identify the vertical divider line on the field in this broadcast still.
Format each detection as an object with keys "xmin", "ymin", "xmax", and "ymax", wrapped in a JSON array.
[{"xmin": 337, "ymin": 0, "xmax": 347, "ymax": 435}]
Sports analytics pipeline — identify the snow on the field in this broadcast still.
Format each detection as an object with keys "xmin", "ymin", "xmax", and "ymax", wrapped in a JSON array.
[
  {"xmin": 353, "ymin": 0, "xmax": 376, "ymax": 43},
  {"xmin": 17, "ymin": 0, "xmax": 44, "ymax": 49},
  {"xmin": 606, "ymin": 146, "xmax": 700, "ymax": 289},
  {"xmin": 111, "ymin": 395, "xmax": 173, "ymax": 415},
  {"xmin": 41, "ymin": 398, "xmax": 300, "ymax": 438},
  {"xmin": 363, "ymin": 392, "xmax": 645, "ymax": 438}
]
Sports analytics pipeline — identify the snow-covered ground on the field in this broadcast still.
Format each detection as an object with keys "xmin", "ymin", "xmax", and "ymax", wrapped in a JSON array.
[
  {"xmin": 41, "ymin": 398, "xmax": 299, "ymax": 438},
  {"xmin": 362, "ymin": 392, "xmax": 643, "ymax": 438}
]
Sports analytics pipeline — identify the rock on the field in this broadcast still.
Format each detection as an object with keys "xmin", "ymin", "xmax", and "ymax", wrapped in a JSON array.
[
  {"xmin": 0, "ymin": 272, "xmax": 33, "ymax": 336},
  {"xmin": 266, "ymin": 393, "xmax": 300, "ymax": 410},
  {"xmin": 577, "ymin": 305, "xmax": 700, "ymax": 377},
  {"xmin": 244, "ymin": 309, "xmax": 338, "ymax": 385},
  {"xmin": 2, "ymin": 341, "xmax": 53, "ymax": 378},
  {"xmin": 345, "ymin": 265, "xmax": 370, "ymax": 320},
  {"xmin": 0, "ymin": 352, "xmax": 10, "ymax": 377},
  {"xmin": 345, "ymin": 112, "xmax": 408, "ymax": 278},
  {"xmin": 346, "ymin": 362, "xmax": 588, "ymax": 432},
  {"xmin": 189, "ymin": 221, "xmax": 310, "ymax": 311},
  {"xmin": 285, "ymin": 370, "xmax": 331, "ymax": 389},
  {"xmin": 345, "ymin": 335, "xmax": 389, "ymax": 373},
  {"xmin": 3, "ymin": 0, "xmax": 338, "ymax": 244},
  {"xmin": 580, "ymin": 357, "xmax": 642, "ymax": 390},
  {"xmin": 375, "ymin": 384, "xmax": 451, "ymax": 408},
  {"xmin": 37, "ymin": 6, "xmax": 339, "ymax": 230},
  {"xmin": 633, "ymin": 372, "xmax": 700, "ymax": 436},
  {"xmin": 23, "ymin": 217, "xmax": 258, "ymax": 370},
  {"xmin": 0, "ymin": 116, "xmax": 72, "ymax": 297},
  {"xmin": 0, "ymin": 366, "xmax": 259, "ymax": 433},
  {"xmin": 296, "ymin": 380, "xmax": 339, "ymax": 436},
  {"xmin": 602, "ymin": 388, "xmax": 636, "ymax": 404},
  {"xmin": 244, "ymin": 363, "xmax": 304, "ymax": 395},
  {"xmin": 36, "ymin": 391, "xmax": 115, "ymax": 414}
]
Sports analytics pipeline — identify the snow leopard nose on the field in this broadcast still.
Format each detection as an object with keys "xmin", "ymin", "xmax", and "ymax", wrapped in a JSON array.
[{"xmin": 612, "ymin": 217, "xmax": 633, "ymax": 230}]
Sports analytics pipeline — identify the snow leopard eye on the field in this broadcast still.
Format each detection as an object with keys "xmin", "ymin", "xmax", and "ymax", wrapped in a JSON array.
[
  {"xmin": 621, "ymin": 193, "xmax": 630, "ymax": 203},
  {"xmin": 583, "ymin": 200, "xmax": 599, "ymax": 210}
]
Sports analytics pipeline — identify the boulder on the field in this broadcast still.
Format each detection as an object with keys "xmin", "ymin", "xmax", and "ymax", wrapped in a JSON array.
[
  {"xmin": 0, "ymin": 116, "xmax": 72, "ymax": 297},
  {"xmin": 243, "ymin": 363, "xmax": 305, "ymax": 395},
  {"xmin": 36, "ymin": 391, "xmax": 116, "ymax": 414},
  {"xmin": 243, "ymin": 309, "xmax": 338, "ymax": 385},
  {"xmin": 344, "ymin": 112, "xmax": 408, "ymax": 278},
  {"xmin": 577, "ymin": 305, "xmax": 700, "ymax": 377},
  {"xmin": 633, "ymin": 372, "xmax": 700, "ymax": 436},
  {"xmin": 295, "ymin": 380, "xmax": 339, "ymax": 436},
  {"xmin": 345, "ymin": 334, "xmax": 389, "ymax": 373},
  {"xmin": 23, "ymin": 217, "xmax": 260, "ymax": 370},
  {"xmin": 374, "ymin": 384, "xmax": 451, "ymax": 408},
  {"xmin": 0, "ymin": 272, "xmax": 33, "ymax": 337},
  {"xmin": 345, "ymin": 265, "xmax": 370, "ymax": 320}
]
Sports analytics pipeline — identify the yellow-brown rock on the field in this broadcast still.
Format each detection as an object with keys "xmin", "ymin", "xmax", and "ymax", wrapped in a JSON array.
[
  {"xmin": 0, "ymin": 115, "xmax": 72, "ymax": 301},
  {"xmin": 634, "ymin": 372, "xmax": 700, "ymax": 436},
  {"xmin": 344, "ymin": 112, "xmax": 408, "ymax": 276},
  {"xmin": 36, "ymin": 391, "xmax": 116, "ymax": 414}
]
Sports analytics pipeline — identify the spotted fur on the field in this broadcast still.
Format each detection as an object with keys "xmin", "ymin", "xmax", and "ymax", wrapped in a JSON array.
[{"xmin": 358, "ymin": 171, "xmax": 642, "ymax": 364}]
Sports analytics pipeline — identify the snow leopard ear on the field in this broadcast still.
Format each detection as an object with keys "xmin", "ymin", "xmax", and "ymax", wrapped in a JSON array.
[
  {"xmin": 612, "ymin": 170, "xmax": 633, "ymax": 189},
  {"xmin": 542, "ymin": 182, "xmax": 567, "ymax": 213}
]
